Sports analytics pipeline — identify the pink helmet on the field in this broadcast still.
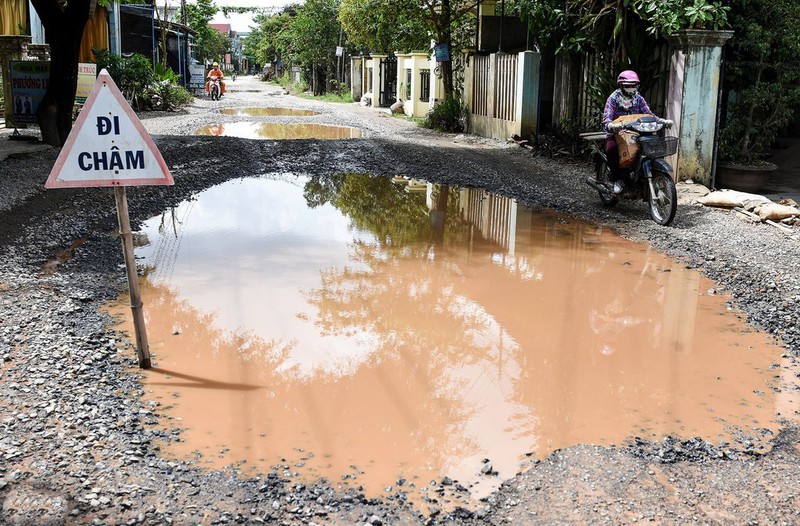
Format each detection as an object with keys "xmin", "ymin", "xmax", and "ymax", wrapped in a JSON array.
[{"xmin": 617, "ymin": 70, "xmax": 640, "ymax": 85}]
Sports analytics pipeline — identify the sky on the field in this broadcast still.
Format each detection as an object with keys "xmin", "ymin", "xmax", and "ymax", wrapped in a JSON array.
[{"xmin": 207, "ymin": 0, "xmax": 296, "ymax": 34}]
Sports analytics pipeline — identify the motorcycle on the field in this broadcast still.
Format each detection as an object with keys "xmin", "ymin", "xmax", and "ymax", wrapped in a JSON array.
[
  {"xmin": 584, "ymin": 116, "xmax": 678, "ymax": 226},
  {"xmin": 208, "ymin": 77, "xmax": 222, "ymax": 101},
  {"xmin": 231, "ymin": 71, "xmax": 237, "ymax": 81}
]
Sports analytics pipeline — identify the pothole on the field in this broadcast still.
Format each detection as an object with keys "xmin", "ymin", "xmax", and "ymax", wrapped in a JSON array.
[
  {"xmin": 194, "ymin": 122, "xmax": 362, "ymax": 139},
  {"xmin": 109, "ymin": 173, "xmax": 798, "ymax": 503},
  {"xmin": 218, "ymin": 107, "xmax": 320, "ymax": 117}
]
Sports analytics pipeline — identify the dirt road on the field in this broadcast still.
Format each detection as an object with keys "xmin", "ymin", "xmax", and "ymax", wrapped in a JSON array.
[{"xmin": 1, "ymin": 76, "xmax": 799, "ymax": 525}]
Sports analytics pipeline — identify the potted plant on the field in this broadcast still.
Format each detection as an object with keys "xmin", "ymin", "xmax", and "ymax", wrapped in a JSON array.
[{"xmin": 715, "ymin": 0, "xmax": 800, "ymax": 192}]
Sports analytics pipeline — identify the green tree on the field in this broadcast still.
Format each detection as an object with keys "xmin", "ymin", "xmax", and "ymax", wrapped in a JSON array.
[
  {"xmin": 186, "ymin": 0, "xmax": 230, "ymax": 64},
  {"xmin": 336, "ymin": 0, "xmax": 476, "ymax": 98},
  {"xmin": 244, "ymin": 8, "xmax": 295, "ymax": 73},
  {"xmin": 513, "ymin": 0, "xmax": 728, "ymax": 58},
  {"xmin": 420, "ymin": 0, "xmax": 477, "ymax": 98},
  {"xmin": 339, "ymin": 0, "xmax": 428, "ymax": 53},
  {"xmin": 512, "ymin": 0, "xmax": 727, "ymax": 125},
  {"xmin": 719, "ymin": 0, "xmax": 800, "ymax": 164},
  {"xmin": 283, "ymin": 0, "xmax": 341, "ymax": 94}
]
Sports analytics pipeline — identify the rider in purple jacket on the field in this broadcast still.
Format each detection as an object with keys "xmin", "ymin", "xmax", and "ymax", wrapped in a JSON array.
[{"xmin": 601, "ymin": 70, "xmax": 658, "ymax": 194}]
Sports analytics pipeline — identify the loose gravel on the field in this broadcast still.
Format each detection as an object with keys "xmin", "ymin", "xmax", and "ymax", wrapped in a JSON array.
[{"xmin": 1, "ymin": 78, "xmax": 799, "ymax": 524}]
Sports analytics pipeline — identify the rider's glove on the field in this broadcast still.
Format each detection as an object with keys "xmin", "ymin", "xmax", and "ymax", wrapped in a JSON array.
[
  {"xmin": 658, "ymin": 118, "xmax": 674, "ymax": 128},
  {"xmin": 609, "ymin": 122, "xmax": 624, "ymax": 132}
]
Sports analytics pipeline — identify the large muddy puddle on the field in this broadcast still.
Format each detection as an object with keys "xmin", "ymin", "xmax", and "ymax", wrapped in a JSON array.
[
  {"xmin": 109, "ymin": 174, "xmax": 798, "ymax": 501},
  {"xmin": 194, "ymin": 122, "xmax": 361, "ymax": 139}
]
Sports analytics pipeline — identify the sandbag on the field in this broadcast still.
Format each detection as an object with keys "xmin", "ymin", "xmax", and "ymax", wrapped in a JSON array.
[
  {"xmin": 676, "ymin": 182, "xmax": 710, "ymax": 206},
  {"xmin": 695, "ymin": 190, "xmax": 771, "ymax": 208},
  {"xmin": 753, "ymin": 202, "xmax": 800, "ymax": 221}
]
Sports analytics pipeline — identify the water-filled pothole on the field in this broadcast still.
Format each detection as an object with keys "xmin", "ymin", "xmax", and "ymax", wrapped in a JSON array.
[
  {"xmin": 110, "ymin": 174, "xmax": 797, "ymax": 501},
  {"xmin": 218, "ymin": 107, "xmax": 320, "ymax": 117},
  {"xmin": 194, "ymin": 122, "xmax": 361, "ymax": 139}
]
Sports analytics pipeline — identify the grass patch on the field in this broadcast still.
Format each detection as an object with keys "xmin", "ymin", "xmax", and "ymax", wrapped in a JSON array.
[
  {"xmin": 423, "ymin": 95, "xmax": 468, "ymax": 133},
  {"xmin": 392, "ymin": 112, "xmax": 425, "ymax": 126},
  {"xmin": 299, "ymin": 91, "xmax": 354, "ymax": 104}
]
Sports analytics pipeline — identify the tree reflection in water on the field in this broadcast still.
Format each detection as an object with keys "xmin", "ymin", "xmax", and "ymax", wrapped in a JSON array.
[{"xmin": 123, "ymin": 173, "xmax": 789, "ymax": 500}]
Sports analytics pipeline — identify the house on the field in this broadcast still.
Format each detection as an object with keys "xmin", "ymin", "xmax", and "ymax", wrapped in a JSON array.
[
  {"xmin": 210, "ymin": 23, "xmax": 244, "ymax": 72},
  {"xmin": 120, "ymin": 3, "xmax": 196, "ymax": 85},
  {"xmin": 351, "ymin": 52, "xmax": 444, "ymax": 118},
  {"xmin": 1, "ymin": 2, "xmax": 195, "ymax": 81}
]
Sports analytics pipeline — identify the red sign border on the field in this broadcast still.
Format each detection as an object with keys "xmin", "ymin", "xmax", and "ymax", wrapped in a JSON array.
[{"xmin": 45, "ymin": 69, "xmax": 174, "ymax": 189}]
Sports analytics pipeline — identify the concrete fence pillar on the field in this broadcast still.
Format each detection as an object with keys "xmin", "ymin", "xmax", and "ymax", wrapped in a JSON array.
[
  {"xmin": 0, "ymin": 35, "xmax": 31, "ymax": 128},
  {"xmin": 666, "ymin": 29, "xmax": 734, "ymax": 184},
  {"xmin": 350, "ymin": 55, "xmax": 363, "ymax": 102},
  {"xmin": 487, "ymin": 52, "xmax": 497, "ymax": 119},
  {"xmin": 516, "ymin": 50, "xmax": 541, "ymax": 139},
  {"xmin": 370, "ymin": 55, "xmax": 385, "ymax": 108}
]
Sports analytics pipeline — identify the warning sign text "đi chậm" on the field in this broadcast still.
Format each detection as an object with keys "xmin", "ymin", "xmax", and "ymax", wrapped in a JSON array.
[{"xmin": 76, "ymin": 117, "xmax": 145, "ymax": 172}]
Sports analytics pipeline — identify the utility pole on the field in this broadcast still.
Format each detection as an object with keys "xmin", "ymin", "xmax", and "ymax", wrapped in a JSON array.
[
  {"xmin": 181, "ymin": 0, "xmax": 188, "ymax": 86},
  {"xmin": 337, "ymin": 23, "xmax": 343, "ymax": 96}
]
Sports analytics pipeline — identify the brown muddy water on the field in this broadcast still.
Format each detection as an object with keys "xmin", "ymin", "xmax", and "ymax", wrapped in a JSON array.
[
  {"xmin": 108, "ymin": 174, "xmax": 798, "ymax": 501},
  {"xmin": 194, "ymin": 122, "xmax": 361, "ymax": 139},
  {"xmin": 218, "ymin": 107, "xmax": 320, "ymax": 117}
]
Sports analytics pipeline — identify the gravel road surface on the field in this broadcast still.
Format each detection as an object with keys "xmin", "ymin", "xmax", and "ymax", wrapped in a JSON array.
[{"xmin": 1, "ymin": 77, "xmax": 799, "ymax": 525}]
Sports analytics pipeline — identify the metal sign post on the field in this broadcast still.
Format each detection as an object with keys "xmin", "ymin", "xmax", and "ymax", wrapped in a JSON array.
[{"xmin": 45, "ymin": 69, "xmax": 173, "ymax": 369}]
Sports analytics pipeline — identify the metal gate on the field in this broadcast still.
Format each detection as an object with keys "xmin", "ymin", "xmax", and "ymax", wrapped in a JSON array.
[{"xmin": 379, "ymin": 53, "xmax": 397, "ymax": 107}]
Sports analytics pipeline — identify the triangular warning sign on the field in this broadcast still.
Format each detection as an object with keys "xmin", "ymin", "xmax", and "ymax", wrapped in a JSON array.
[{"xmin": 45, "ymin": 69, "xmax": 173, "ymax": 189}]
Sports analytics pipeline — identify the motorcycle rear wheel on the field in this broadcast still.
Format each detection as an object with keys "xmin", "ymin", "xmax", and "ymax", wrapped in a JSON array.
[
  {"xmin": 596, "ymin": 161, "xmax": 618, "ymax": 207},
  {"xmin": 649, "ymin": 172, "xmax": 677, "ymax": 226}
]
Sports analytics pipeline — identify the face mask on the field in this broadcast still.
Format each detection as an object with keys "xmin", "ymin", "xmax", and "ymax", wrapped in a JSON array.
[{"xmin": 622, "ymin": 85, "xmax": 638, "ymax": 96}]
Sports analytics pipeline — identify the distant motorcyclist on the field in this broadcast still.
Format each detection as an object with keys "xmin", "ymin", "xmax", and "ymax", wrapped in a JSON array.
[
  {"xmin": 601, "ymin": 70, "xmax": 661, "ymax": 194},
  {"xmin": 205, "ymin": 62, "xmax": 226, "ymax": 97}
]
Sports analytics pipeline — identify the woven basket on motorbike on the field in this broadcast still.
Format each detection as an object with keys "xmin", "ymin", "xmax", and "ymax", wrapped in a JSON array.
[{"xmin": 638, "ymin": 136, "xmax": 678, "ymax": 158}]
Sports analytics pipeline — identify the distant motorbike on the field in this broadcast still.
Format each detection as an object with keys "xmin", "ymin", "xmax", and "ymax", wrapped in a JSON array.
[
  {"xmin": 208, "ymin": 77, "xmax": 222, "ymax": 101},
  {"xmin": 231, "ymin": 71, "xmax": 237, "ymax": 81},
  {"xmin": 584, "ymin": 116, "xmax": 678, "ymax": 226}
]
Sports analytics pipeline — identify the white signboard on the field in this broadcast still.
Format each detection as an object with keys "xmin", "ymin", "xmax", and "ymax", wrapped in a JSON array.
[
  {"xmin": 76, "ymin": 63, "xmax": 97, "ymax": 103},
  {"xmin": 45, "ymin": 69, "xmax": 173, "ymax": 189},
  {"xmin": 189, "ymin": 63, "xmax": 205, "ymax": 90}
]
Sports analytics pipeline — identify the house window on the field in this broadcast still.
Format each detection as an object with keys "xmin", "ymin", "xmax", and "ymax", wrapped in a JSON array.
[
  {"xmin": 405, "ymin": 68, "xmax": 412, "ymax": 99},
  {"xmin": 420, "ymin": 69, "xmax": 430, "ymax": 102}
]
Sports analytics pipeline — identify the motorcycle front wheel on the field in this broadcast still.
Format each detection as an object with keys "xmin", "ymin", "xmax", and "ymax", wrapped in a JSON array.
[
  {"xmin": 648, "ymin": 171, "xmax": 677, "ymax": 226},
  {"xmin": 211, "ymin": 87, "xmax": 219, "ymax": 101}
]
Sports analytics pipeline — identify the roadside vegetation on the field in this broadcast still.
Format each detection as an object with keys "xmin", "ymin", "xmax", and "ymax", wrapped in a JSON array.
[
  {"xmin": 25, "ymin": 0, "xmax": 799, "ymax": 155},
  {"xmin": 93, "ymin": 49, "xmax": 193, "ymax": 112},
  {"xmin": 299, "ymin": 91, "xmax": 354, "ymax": 104},
  {"xmin": 245, "ymin": 0, "xmax": 797, "ymax": 139},
  {"xmin": 185, "ymin": 0, "xmax": 232, "ymax": 66}
]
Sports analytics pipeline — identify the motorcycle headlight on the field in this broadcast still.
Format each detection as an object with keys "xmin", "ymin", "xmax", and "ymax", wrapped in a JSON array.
[{"xmin": 632, "ymin": 121, "xmax": 662, "ymax": 133}]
